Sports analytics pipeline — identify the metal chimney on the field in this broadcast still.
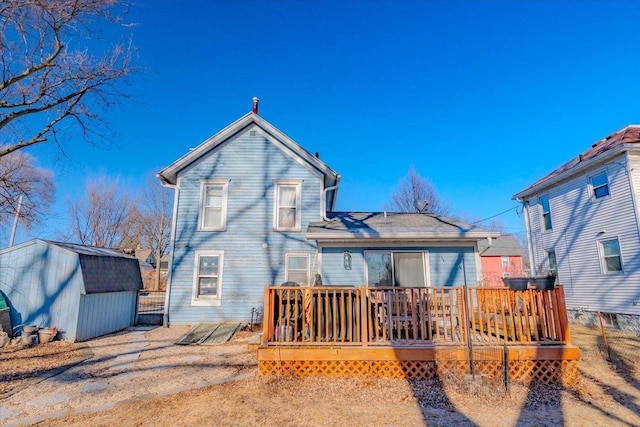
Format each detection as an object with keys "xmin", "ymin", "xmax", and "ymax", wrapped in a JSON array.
[{"xmin": 252, "ymin": 97, "xmax": 259, "ymax": 114}]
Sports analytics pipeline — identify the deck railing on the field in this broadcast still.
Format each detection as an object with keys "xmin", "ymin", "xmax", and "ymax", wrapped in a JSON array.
[{"xmin": 262, "ymin": 285, "xmax": 571, "ymax": 347}]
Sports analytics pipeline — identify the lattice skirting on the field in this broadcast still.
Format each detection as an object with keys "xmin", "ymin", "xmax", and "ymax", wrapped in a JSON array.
[{"xmin": 258, "ymin": 359, "xmax": 580, "ymax": 387}]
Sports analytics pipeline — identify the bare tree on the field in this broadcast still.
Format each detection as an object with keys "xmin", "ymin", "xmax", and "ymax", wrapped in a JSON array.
[
  {"xmin": 0, "ymin": 149, "xmax": 54, "ymax": 228},
  {"xmin": 384, "ymin": 166, "xmax": 452, "ymax": 216},
  {"xmin": 65, "ymin": 173, "xmax": 138, "ymax": 249},
  {"xmin": 0, "ymin": 0, "xmax": 134, "ymax": 158},
  {"xmin": 137, "ymin": 175, "xmax": 172, "ymax": 290}
]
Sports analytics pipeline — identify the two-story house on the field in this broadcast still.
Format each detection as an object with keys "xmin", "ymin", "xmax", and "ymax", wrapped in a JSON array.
[
  {"xmin": 158, "ymin": 100, "xmax": 498, "ymax": 326},
  {"xmin": 513, "ymin": 125, "xmax": 640, "ymax": 331}
]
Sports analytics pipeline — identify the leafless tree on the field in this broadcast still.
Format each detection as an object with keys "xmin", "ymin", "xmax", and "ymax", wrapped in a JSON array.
[
  {"xmin": 384, "ymin": 166, "xmax": 452, "ymax": 216},
  {"xmin": 0, "ymin": 0, "xmax": 134, "ymax": 158},
  {"xmin": 65, "ymin": 173, "xmax": 138, "ymax": 249},
  {"xmin": 0, "ymin": 148, "xmax": 54, "ymax": 228},
  {"xmin": 137, "ymin": 175, "xmax": 173, "ymax": 290}
]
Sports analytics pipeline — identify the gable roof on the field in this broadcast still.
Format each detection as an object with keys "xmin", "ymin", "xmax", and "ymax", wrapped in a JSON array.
[
  {"xmin": 306, "ymin": 212, "xmax": 500, "ymax": 242},
  {"xmin": 514, "ymin": 125, "xmax": 640, "ymax": 199},
  {"xmin": 157, "ymin": 112, "xmax": 341, "ymax": 202},
  {"xmin": 477, "ymin": 235, "xmax": 526, "ymax": 257}
]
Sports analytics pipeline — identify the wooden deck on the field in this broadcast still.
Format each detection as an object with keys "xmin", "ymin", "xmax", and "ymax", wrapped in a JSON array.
[{"xmin": 257, "ymin": 285, "xmax": 580, "ymax": 386}]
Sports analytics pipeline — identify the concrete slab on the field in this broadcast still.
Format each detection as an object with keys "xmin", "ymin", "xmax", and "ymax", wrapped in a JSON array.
[
  {"xmin": 81, "ymin": 382, "xmax": 109, "ymax": 393},
  {"xmin": 0, "ymin": 406, "xmax": 17, "ymax": 422},
  {"xmin": 108, "ymin": 362, "xmax": 135, "ymax": 371},
  {"xmin": 109, "ymin": 371, "xmax": 142, "ymax": 382},
  {"xmin": 28, "ymin": 392, "xmax": 71, "ymax": 407}
]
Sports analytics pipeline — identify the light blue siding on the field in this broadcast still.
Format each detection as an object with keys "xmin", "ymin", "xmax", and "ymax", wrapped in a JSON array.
[
  {"xmin": 319, "ymin": 246, "xmax": 477, "ymax": 287},
  {"xmin": 169, "ymin": 128, "xmax": 323, "ymax": 324},
  {"xmin": 0, "ymin": 241, "xmax": 82, "ymax": 340},
  {"xmin": 76, "ymin": 292, "xmax": 137, "ymax": 341},
  {"xmin": 0, "ymin": 240, "xmax": 140, "ymax": 341}
]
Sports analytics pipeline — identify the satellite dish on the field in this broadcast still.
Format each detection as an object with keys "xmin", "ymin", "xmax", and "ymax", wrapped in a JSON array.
[{"xmin": 414, "ymin": 199, "xmax": 429, "ymax": 213}]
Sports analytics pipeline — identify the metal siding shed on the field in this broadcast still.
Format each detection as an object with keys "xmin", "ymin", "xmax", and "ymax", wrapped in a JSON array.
[{"xmin": 0, "ymin": 239, "xmax": 142, "ymax": 342}]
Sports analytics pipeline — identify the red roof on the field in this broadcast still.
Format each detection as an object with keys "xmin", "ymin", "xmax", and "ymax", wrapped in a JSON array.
[{"xmin": 517, "ymin": 125, "xmax": 640, "ymax": 197}]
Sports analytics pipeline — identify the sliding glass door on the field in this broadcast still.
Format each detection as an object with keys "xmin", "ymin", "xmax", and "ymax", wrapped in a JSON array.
[{"xmin": 365, "ymin": 251, "xmax": 428, "ymax": 287}]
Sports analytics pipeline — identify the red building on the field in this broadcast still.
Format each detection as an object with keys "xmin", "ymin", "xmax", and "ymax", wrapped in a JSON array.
[{"xmin": 478, "ymin": 235, "xmax": 527, "ymax": 286}]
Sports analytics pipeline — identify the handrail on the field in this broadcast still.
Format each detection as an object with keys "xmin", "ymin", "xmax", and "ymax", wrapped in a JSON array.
[{"xmin": 262, "ymin": 285, "xmax": 571, "ymax": 347}]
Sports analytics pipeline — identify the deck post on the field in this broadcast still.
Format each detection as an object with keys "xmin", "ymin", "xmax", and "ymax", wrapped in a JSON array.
[{"xmin": 263, "ymin": 286, "xmax": 273, "ymax": 342}]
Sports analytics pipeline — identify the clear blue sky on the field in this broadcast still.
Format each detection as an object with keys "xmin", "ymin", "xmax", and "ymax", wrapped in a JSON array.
[{"xmin": 8, "ymin": 0, "xmax": 640, "ymax": 247}]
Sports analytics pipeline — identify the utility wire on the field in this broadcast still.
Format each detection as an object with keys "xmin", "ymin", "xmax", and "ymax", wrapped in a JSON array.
[{"xmin": 470, "ymin": 205, "xmax": 519, "ymax": 225}]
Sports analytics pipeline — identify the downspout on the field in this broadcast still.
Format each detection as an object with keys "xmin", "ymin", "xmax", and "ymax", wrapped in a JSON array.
[
  {"xmin": 518, "ymin": 198, "xmax": 535, "ymax": 277},
  {"xmin": 158, "ymin": 175, "xmax": 180, "ymax": 327},
  {"xmin": 322, "ymin": 184, "xmax": 339, "ymax": 221}
]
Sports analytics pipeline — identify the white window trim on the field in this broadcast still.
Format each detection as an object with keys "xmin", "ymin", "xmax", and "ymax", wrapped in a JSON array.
[
  {"xmin": 589, "ymin": 170, "xmax": 611, "ymax": 201},
  {"xmin": 539, "ymin": 195, "xmax": 552, "ymax": 232},
  {"xmin": 363, "ymin": 250, "xmax": 430, "ymax": 287},
  {"xmin": 273, "ymin": 180, "xmax": 302, "ymax": 232},
  {"xmin": 191, "ymin": 250, "xmax": 224, "ymax": 306},
  {"xmin": 285, "ymin": 253, "xmax": 310, "ymax": 286},
  {"xmin": 597, "ymin": 237, "xmax": 623, "ymax": 275},
  {"xmin": 501, "ymin": 256, "xmax": 509, "ymax": 269},
  {"xmin": 198, "ymin": 179, "xmax": 230, "ymax": 231}
]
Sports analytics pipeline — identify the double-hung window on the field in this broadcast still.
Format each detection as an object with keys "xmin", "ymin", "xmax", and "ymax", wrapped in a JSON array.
[
  {"xmin": 590, "ymin": 171, "xmax": 610, "ymax": 200},
  {"xmin": 192, "ymin": 250, "xmax": 224, "ymax": 305},
  {"xmin": 199, "ymin": 180, "xmax": 229, "ymax": 231},
  {"xmin": 285, "ymin": 253, "xmax": 309, "ymax": 285},
  {"xmin": 274, "ymin": 180, "xmax": 301, "ymax": 231},
  {"xmin": 539, "ymin": 195, "xmax": 552, "ymax": 231},
  {"xmin": 599, "ymin": 238, "xmax": 623, "ymax": 273}
]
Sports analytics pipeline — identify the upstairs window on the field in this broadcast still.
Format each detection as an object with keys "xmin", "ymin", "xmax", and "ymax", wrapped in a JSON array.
[
  {"xmin": 285, "ymin": 253, "xmax": 309, "ymax": 285},
  {"xmin": 539, "ymin": 195, "xmax": 552, "ymax": 231},
  {"xmin": 501, "ymin": 256, "xmax": 509, "ymax": 268},
  {"xmin": 199, "ymin": 180, "xmax": 229, "ymax": 231},
  {"xmin": 274, "ymin": 181, "xmax": 302, "ymax": 231},
  {"xmin": 590, "ymin": 172, "xmax": 610, "ymax": 200},
  {"xmin": 599, "ymin": 238, "xmax": 622, "ymax": 273}
]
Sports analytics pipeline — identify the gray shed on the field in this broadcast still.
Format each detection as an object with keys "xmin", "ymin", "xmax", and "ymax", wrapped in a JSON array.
[{"xmin": 0, "ymin": 239, "xmax": 142, "ymax": 342}]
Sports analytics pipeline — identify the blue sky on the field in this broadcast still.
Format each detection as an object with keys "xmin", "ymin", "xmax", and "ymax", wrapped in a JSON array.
[{"xmin": 8, "ymin": 0, "xmax": 640, "ymax": 247}]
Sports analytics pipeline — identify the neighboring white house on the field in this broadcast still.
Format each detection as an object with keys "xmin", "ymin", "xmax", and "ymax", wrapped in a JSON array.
[{"xmin": 513, "ymin": 125, "xmax": 640, "ymax": 331}]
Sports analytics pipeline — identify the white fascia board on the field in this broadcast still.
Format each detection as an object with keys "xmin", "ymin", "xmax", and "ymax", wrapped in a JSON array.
[
  {"xmin": 158, "ymin": 113, "xmax": 255, "ymax": 185},
  {"xmin": 305, "ymin": 231, "xmax": 500, "ymax": 242},
  {"xmin": 158, "ymin": 113, "xmax": 340, "ymax": 187},
  {"xmin": 513, "ymin": 144, "xmax": 632, "ymax": 200}
]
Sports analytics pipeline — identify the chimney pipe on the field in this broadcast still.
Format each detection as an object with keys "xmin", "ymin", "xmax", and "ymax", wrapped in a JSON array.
[{"xmin": 252, "ymin": 97, "xmax": 259, "ymax": 114}]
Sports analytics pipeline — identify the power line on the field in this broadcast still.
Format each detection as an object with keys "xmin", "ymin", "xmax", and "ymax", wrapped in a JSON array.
[{"xmin": 470, "ymin": 205, "xmax": 519, "ymax": 225}]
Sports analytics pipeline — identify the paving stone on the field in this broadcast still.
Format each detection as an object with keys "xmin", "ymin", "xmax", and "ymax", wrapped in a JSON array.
[
  {"xmin": 114, "ymin": 352, "xmax": 140, "ymax": 363},
  {"xmin": 108, "ymin": 362, "xmax": 135, "ymax": 371},
  {"xmin": 109, "ymin": 371, "xmax": 142, "ymax": 381},
  {"xmin": 28, "ymin": 392, "xmax": 71, "ymax": 407},
  {"xmin": 0, "ymin": 406, "xmax": 16, "ymax": 422},
  {"xmin": 81, "ymin": 381, "xmax": 109, "ymax": 393}
]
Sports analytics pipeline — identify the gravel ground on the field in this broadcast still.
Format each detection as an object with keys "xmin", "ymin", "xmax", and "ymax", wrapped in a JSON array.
[{"xmin": 1, "ymin": 324, "xmax": 639, "ymax": 426}]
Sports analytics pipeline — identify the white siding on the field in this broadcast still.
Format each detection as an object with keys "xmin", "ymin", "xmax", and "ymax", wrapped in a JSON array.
[{"xmin": 525, "ymin": 153, "xmax": 640, "ymax": 315}]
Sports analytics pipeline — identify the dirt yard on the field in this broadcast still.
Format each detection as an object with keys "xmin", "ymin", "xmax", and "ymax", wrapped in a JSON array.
[{"xmin": 1, "ymin": 324, "xmax": 638, "ymax": 426}]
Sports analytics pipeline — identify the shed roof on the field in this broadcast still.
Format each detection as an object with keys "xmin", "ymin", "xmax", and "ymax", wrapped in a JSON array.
[
  {"xmin": 514, "ymin": 125, "xmax": 640, "ymax": 199},
  {"xmin": 306, "ymin": 212, "xmax": 500, "ymax": 242},
  {"xmin": 477, "ymin": 235, "xmax": 526, "ymax": 257}
]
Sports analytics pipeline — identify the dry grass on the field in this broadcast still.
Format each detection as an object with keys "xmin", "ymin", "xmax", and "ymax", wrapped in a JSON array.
[{"xmin": 2, "ymin": 324, "xmax": 638, "ymax": 426}]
